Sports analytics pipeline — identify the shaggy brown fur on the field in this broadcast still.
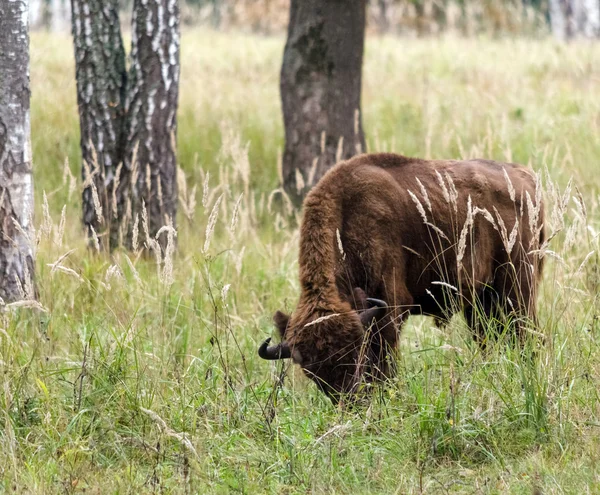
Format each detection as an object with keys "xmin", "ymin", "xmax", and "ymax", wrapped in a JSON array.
[{"xmin": 263, "ymin": 153, "xmax": 545, "ymax": 402}]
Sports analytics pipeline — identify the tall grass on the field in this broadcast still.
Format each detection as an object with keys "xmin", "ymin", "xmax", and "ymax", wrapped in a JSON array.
[{"xmin": 0, "ymin": 29, "xmax": 598, "ymax": 493}]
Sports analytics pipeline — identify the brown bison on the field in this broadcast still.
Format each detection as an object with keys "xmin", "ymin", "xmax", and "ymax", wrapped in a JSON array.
[{"xmin": 259, "ymin": 153, "xmax": 544, "ymax": 402}]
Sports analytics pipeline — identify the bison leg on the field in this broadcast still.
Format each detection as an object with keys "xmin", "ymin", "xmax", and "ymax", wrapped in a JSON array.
[
  {"xmin": 468, "ymin": 260, "xmax": 540, "ymax": 347},
  {"xmin": 495, "ymin": 259, "xmax": 541, "ymax": 344},
  {"xmin": 363, "ymin": 280, "xmax": 414, "ymax": 380},
  {"xmin": 464, "ymin": 285, "xmax": 503, "ymax": 348}
]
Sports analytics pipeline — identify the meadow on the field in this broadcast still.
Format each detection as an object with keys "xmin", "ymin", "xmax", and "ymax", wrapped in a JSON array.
[{"xmin": 1, "ymin": 29, "xmax": 599, "ymax": 493}]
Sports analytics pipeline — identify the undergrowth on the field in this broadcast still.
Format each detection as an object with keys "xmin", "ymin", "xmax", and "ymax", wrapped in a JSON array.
[{"xmin": 0, "ymin": 30, "xmax": 599, "ymax": 494}]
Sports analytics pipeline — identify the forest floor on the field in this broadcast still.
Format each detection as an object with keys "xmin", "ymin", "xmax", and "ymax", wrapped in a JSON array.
[{"xmin": 1, "ymin": 30, "xmax": 599, "ymax": 494}]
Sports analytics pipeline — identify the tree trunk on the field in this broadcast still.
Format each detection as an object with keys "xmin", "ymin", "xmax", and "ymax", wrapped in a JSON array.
[
  {"xmin": 30, "ymin": 0, "xmax": 44, "ymax": 29},
  {"xmin": 280, "ymin": 0, "xmax": 366, "ymax": 205},
  {"xmin": 70, "ymin": 0, "xmax": 180, "ymax": 250},
  {"xmin": 577, "ymin": 0, "xmax": 600, "ymax": 37},
  {"xmin": 50, "ymin": 0, "xmax": 71, "ymax": 31},
  {"xmin": 70, "ymin": 0, "xmax": 127, "ymax": 248},
  {"xmin": 0, "ymin": 0, "xmax": 36, "ymax": 302},
  {"xmin": 123, "ymin": 0, "xmax": 180, "ymax": 246},
  {"xmin": 550, "ymin": 0, "xmax": 600, "ymax": 39}
]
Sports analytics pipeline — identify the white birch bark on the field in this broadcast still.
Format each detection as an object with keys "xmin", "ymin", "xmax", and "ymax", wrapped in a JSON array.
[
  {"xmin": 124, "ymin": 0, "xmax": 180, "ymax": 245},
  {"xmin": 30, "ymin": 0, "xmax": 43, "ymax": 28},
  {"xmin": 578, "ymin": 0, "xmax": 600, "ymax": 37},
  {"xmin": 0, "ymin": 0, "xmax": 36, "ymax": 302},
  {"xmin": 549, "ymin": 0, "xmax": 568, "ymax": 40},
  {"xmin": 50, "ymin": 0, "xmax": 71, "ymax": 32},
  {"xmin": 550, "ymin": 0, "xmax": 600, "ymax": 39},
  {"xmin": 70, "ymin": 0, "xmax": 126, "ymax": 248}
]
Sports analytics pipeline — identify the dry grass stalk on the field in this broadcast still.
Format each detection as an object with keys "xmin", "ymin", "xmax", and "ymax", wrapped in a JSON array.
[
  {"xmin": 203, "ymin": 193, "xmax": 224, "ymax": 254},
  {"xmin": 112, "ymin": 163, "xmax": 123, "ymax": 219},
  {"xmin": 335, "ymin": 136, "xmax": 344, "ymax": 163},
  {"xmin": 575, "ymin": 251, "xmax": 596, "ymax": 275},
  {"xmin": 54, "ymin": 205, "xmax": 66, "ymax": 247},
  {"xmin": 431, "ymin": 281, "xmax": 459, "ymax": 292},
  {"xmin": 142, "ymin": 201, "xmax": 150, "ymax": 244},
  {"xmin": 46, "ymin": 263, "xmax": 84, "ymax": 283},
  {"xmin": 23, "ymin": 262, "xmax": 33, "ymax": 300},
  {"xmin": 416, "ymin": 178, "xmax": 432, "ymax": 212},
  {"xmin": 104, "ymin": 264, "xmax": 125, "ymax": 290},
  {"xmin": 267, "ymin": 188, "xmax": 294, "ymax": 217},
  {"xmin": 90, "ymin": 225, "xmax": 101, "ymax": 252},
  {"xmin": 445, "ymin": 172, "xmax": 458, "ymax": 212},
  {"xmin": 229, "ymin": 193, "xmax": 243, "ymax": 240},
  {"xmin": 503, "ymin": 167, "xmax": 516, "ymax": 202},
  {"xmin": 62, "ymin": 157, "xmax": 77, "ymax": 200},
  {"xmin": 202, "ymin": 172, "xmax": 211, "ymax": 208},
  {"xmin": 131, "ymin": 142, "xmax": 140, "ymax": 191},
  {"xmin": 336, "ymin": 228, "xmax": 346, "ymax": 260},
  {"xmin": 6, "ymin": 300, "xmax": 48, "ymax": 313},
  {"xmin": 49, "ymin": 249, "xmax": 76, "ymax": 273},
  {"xmin": 11, "ymin": 218, "xmax": 32, "ymax": 248},
  {"xmin": 81, "ymin": 159, "xmax": 95, "ymax": 190},
  {"xmin": 308, "ymin": 158, "xmax": 319, "ymax": 186},
  {"xmin": 124, "ymin": 254, "xmax": 143, "ymax": 286},
  {"xmin": 408, "ymin": 190, "xmax": 428, "ymax": 223},
  {"xmin": 424, "ymin": 222, "xmax": 450, "ymax": 242},
  {"xmin": 234, "ymin": 246, "xmax": 245, "ymax": 275},
  {"xmin": 41, "ymin": 191, "xmax": 52, "ymax": 240},
  {"xmin": 435, "ymin": 170, "xmax": 450, "ymax": 204},
  {"xmin": 221, "ymin": 284, "xmax": 230, "ymax": 301},
  {"xmin": 493, "ymin": 205, "xmax": 518, "ymax": 255},
  {"xmin": 147, "ymin": 238, "xmax": 162, "ymax": 277},
  {"xmin": 304, "ymin": 313, "xmax": 342, "ymax": 328},
  {"xmin": 132, "ymin": 214, "xmax": 139, "ymax": 252},
  {"xmin": 295, "ymin": 169, "xmax": 305, "ymax": 194},
  {"xmin": 140, "ymin": 407, "xmax": 199, "ymax": 460},
  {"xmin": 157, "ymin": 219, "xmax": 177, "ymax": 288},
  {"xmin": 12, "ymin": 274, "xmax": 25, "ymax": 301},
  {"xmin": 457, "ymin": 195, "xmax": 474, "ymax": 267}
]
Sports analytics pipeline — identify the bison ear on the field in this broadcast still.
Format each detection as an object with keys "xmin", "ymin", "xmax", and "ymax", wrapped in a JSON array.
[
  {"xmin": 273, "ymin": 310, "xmax": 290, "ymax": 338},
  {"xmin": 351, "ymin": 287, "xmax": 368, "ymax": 310}
]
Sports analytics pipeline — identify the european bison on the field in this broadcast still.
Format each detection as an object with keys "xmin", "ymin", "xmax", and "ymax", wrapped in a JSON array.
[{"xmin": 259, "ymin": 153, "xmax": 545, "ymax": 402}]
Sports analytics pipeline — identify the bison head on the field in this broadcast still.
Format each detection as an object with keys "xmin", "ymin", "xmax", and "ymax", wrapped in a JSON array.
[{"xmin": 258, "ymin": 295, "xmax": 389, "ymax": 403}]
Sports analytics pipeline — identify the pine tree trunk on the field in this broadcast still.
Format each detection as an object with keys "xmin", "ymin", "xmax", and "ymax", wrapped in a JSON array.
[
  {"xmin": 280, "ymin": 0, "xmax": 366, "ymax": 205},
  {"xmin": 70, "ymin": 0, "xmax": 127, "ymax": 248},
  {"xmin": 0, "ymin": 0, "xmax": 36, "ymax": 302},
  {"xmin": 124, "ymin": 0, "xmax": 180, "ymax": 246}
]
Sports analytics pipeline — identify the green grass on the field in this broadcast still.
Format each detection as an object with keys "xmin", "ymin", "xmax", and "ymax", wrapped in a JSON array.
[{"xmin": 1, "ymin": 29, "xmax": 599, "ymax": 493}]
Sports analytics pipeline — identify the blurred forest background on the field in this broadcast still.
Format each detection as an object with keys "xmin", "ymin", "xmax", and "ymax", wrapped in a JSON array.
[{"xmin": 28, "ymin": 0, "xmax": 600, "ymax": 39}]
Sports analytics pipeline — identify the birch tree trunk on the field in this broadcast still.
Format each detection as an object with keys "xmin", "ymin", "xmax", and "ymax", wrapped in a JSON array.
[
  {"xmin": 123, "ymin": 0, "xmax": 180, "ymax": 245},
  {"xmin": 50, "ymin": 0, "xmax": 70, "ymax": 31},
  {"xmin": 550, "ymin": 0, "xmax": 600, "ymax": 39},
  {"xmin": 578, "ymin": 0, "xmax": 600, "ymax": 37},
  {"xmin": 549, "ymin": 0, "xmax": 569, "ymax": 39},
  {"xmin": 0, "ymin": 0, "xmax": 36, "ymax": 302},
  {"xmin": 280, "ymin": 0, "xmax": 366, "ymax": 205},
  {"xmin": 70, "ymin": 0, "xmax": 180, "ymax": 250},
  {"xmin": 70, "ymin": 0, "xmax": 127, "ymax": 248}
]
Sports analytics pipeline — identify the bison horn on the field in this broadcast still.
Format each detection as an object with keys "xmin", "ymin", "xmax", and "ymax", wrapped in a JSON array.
[
  {"xmin": 360, "ymin": 298, "xmax": 388, "ymax": 326},
  {"xmin": 258, "ymin": 337, "xmax": 292, "ymax": 360}
]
